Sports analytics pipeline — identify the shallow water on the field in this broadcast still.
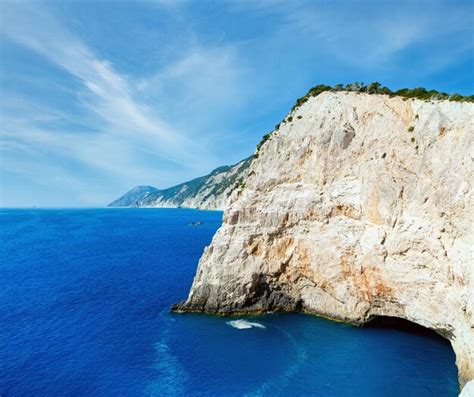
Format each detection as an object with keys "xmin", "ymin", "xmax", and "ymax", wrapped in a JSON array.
[{"xmin": 0, "ymin": 209, "xmax": 459, "ymax": 396}]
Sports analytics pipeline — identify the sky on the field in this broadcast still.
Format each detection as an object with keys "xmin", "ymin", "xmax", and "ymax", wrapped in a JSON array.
[{"xmin": 0, "ymin": 0, "xmax": 473, "ymax": 207}]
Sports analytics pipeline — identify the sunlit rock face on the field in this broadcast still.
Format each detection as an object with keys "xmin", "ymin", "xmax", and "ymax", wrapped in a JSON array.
[{"xmin": 174, "ymin": 92, "xmax": 474, "ymax": 389}]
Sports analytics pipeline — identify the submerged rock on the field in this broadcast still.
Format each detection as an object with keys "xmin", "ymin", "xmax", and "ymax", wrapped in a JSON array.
[{"xmin": 174, "ymin": 92, "xmax": 474, "ymax": 390}]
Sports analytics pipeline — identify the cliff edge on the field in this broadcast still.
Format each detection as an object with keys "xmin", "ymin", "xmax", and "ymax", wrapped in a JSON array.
[
  {"xmin": 109, "ymin": 157, "xmax": 252, "ymax": 210},
  {"xmin": 173, "ymin": 91, "xmax": 474, "ymax": 389}
]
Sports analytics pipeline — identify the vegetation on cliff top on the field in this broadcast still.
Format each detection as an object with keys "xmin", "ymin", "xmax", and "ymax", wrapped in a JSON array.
[
  {"xmin": 255, "ymin": 82, "xmax": 473, "ymax": 155},
  {"xmin": 291, "ymin": 82, "xmax": 474, "ymax": 113}
]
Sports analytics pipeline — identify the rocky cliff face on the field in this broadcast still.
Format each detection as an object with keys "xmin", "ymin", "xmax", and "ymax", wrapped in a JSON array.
[
  {"xmin": 173, "ymin": 92, "xmax": 474, "ymax": 389},
  {"xmin": 108, "ymin": 186, "xmax": 159, "ymax": 207},
  {"xmin": 109, "ymin": 157, "xmax": 252, "ymax": 210}
]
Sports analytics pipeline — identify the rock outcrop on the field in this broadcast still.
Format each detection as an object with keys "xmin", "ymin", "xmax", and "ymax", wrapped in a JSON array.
[
  {"xmin": 173, "ymin": 92, "xmax": 474, "ymax": 389},
  {"xmin": 108, "ymin": 157, "xmax": 252, "ymax": 210}
]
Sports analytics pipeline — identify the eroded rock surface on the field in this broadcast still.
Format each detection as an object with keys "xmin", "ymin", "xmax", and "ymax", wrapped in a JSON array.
[{"xmin": 174, "ymin": 92, "xmax": 474, "ymax": 388}]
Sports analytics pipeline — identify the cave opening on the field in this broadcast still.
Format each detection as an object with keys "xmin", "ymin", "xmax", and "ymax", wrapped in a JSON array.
[{"xmin": 364, "ymin": 315, "xmax": 451, "ymax": 344}]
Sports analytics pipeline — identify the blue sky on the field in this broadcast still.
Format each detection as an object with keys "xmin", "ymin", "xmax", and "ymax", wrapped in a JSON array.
[{"xmin": 1, "ymin": 0, "xmax": 473, "ymax": 207}]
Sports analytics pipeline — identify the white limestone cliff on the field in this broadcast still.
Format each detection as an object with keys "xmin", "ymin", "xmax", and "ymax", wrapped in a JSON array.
[
  {"xmin": 147, "ymin": 159, "xmax": 250, "ymax": 210},
  {"xmin": 173, "ymin": 92, "xmax": 474, "ymax": 390}
]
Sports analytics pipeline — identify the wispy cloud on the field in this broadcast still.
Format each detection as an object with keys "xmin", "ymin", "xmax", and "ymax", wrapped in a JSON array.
[
  {"xmin": 0, "ymin": 0, "xmax": 472, "ymax": 206},
  {"xmin": 0, "ymin": 1, "xmax": 250, "ymax": 204},
  {"xmin": 234, "ymin": 0, "xmax": 474, "ymax": 71},
  {"xmin": 1, "ymin": 2, "xmax": 196, "ymax": 152},
  {"xmin": 138, "ymin": 44, "xmax": 254, "ymax": 135}
]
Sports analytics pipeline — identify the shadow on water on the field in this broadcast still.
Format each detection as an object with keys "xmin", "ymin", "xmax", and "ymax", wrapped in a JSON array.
[{"xmin": 364, "ymin": 315, "xmax": 452, "ymax": 345}]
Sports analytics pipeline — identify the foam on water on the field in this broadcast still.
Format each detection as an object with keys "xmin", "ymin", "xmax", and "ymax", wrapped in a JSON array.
[{"xmin": 227, "ymin": 319, "xmax": 266, "ymax": 329}]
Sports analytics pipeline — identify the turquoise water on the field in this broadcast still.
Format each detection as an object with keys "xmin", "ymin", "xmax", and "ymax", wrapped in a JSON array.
[{"xmin": 0, "ymin": 209, "xmax": 458, "ymax": 396}]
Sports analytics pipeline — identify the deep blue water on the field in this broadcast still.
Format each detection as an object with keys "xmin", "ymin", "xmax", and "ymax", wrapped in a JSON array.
[{"xmin": 0, "ymin": 209, "xmax": 458, "ymax": 396}]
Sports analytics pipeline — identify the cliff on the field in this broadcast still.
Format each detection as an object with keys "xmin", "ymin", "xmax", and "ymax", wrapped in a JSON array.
[
  {"xmin": 173, "ymin": 91, "xmax": 474, "ymax": 389},
  {"xmin": 108, "ymin": 157, "xmax": 252, "ymax": 210},
  {"xmin": 108, "ymin": 186, "xmax": 159, "ymax": 207}
]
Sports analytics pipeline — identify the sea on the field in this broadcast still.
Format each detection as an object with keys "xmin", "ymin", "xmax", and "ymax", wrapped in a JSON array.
[{"xmin": 0, "ymin": 208, "xmax": 459, "ymax": 396}]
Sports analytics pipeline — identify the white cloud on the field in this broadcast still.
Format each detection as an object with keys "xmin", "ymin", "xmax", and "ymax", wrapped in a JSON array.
[
  {"xmin": 1, "ymin": 4, "xmax": 190, "ymax": 151},
  {"xmin": 235, "ymin": 0, "xmax": 474, "ymax": 71},
  {"xmin": 1, "ymin": 0, "xmax": 472, "ymax": 206},
  {"xmin": 0, "ymin": 1, "xmax": 246, "ymax": 204},
  {"xmin": 139, "ymin": 44, "xmax": 254, "ymax": 132}
]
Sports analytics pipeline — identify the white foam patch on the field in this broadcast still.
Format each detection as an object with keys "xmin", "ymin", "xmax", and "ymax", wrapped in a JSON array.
[{"xmin": 227, "ymin": 319, "xmax": 266, "ymax": 329}]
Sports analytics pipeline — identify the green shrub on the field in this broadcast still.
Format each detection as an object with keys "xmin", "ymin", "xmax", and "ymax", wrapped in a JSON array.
[
  {"xmin": 367, "ymin": 82, "xmax": 382, "ymax": 94},
  {"xmin": 288, "ymin": 82, "xmax": 473, "ymax": 118},
  {"xmin": 256, "ymin": 133, "xmax": 271, "ymax": 153},
  {"xmin": 408, "ymin": 126, "xmax": 415, "ymax": 132},
  {"xmin": 308, "ymin": 84, "xmax": 333, "ymax": 96},
  {"xmin": 379, "ymin": 86, "xmax": 393, "ymax": 95},
  {"xmin": 450, "ymin": 94, "xmax": 463, "ymax": 102}
]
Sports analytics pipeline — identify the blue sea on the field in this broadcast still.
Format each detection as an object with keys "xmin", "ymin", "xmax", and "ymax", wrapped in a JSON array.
[{"xmin": 0, "ymin": 209, "xmax": 459, "ymax": 396}]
